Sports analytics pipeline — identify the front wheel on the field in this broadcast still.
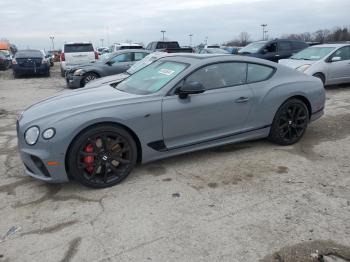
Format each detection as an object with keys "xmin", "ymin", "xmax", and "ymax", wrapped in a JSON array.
[
  {"xmin": 268, "ymin": 99, "xmax": 309, "ymax": 145},
  {"xmin": 81, "ymin": 72, "xmax": 99, "ymax": 87},
  {"xmin": 68, "ymin": 125, "xmax": 137, "ymax": 188}
]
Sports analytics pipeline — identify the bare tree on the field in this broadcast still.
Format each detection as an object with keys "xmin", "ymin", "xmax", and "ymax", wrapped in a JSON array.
[
  {"xmin": 313, "ymin": 29, "xmax": 330, "ymax": 43},
  {"xmin": 239, "ymin": 32, "xmax": 250, "ymax": 46}
]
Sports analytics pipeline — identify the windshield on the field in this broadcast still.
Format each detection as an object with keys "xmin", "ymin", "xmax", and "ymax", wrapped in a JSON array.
[
  {"xmin": 126, "ymin": 54, "xmax": 161, "ymax": 75},
  {"xmin": 116, "ymin": 60, "xmax": 187, "ymax": 95},
  {"xmin": 239, "ymin": 42, "xmax": 266, "ymax": 54},
  {"xmin": 291, "ymin": 47, "xmax": 336, "ymax": 61},
  {"xmin": 15, "ymin": 50, "xmax": 43, "ymax": 58}
]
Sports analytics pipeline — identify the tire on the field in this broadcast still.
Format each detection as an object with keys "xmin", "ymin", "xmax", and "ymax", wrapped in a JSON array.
[
  {"xmin": 313, "ymin": 73, "xmax": 325, "ymax": 86},
  {"xmin": 60, "ymin": 68, "xmax": 65, "ymax": 77},
  {"xmin": 13, "ymin": 71, "xmax": 18, "ymax": 78},
  {"xmin": 268, "ymin": 99, "xmax": 309, "ymax": 146},
  {"xmin": 45, "ymin": 70, "xmax": 50, "ymax": 77},
  {"xmin": 68, "ymin": 124, "xmax": 137, "ymax": 188},
  {"xmin": 81, "ymin": 72, "xmax": 99, "ymax": 87}
]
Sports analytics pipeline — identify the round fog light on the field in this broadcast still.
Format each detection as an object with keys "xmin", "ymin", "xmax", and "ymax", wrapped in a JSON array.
[{"xmin": 42, "ymin": 128, "xmax": 55, "ymax": 140}]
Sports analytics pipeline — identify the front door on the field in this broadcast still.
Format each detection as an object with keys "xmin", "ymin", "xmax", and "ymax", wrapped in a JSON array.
[
  {"xmin": 162, "ymin": 62, "xmax": 253, "ymax": 149},
  {"xmin": 327, "ymin": 46, "xmax": 350, "ymax": 84}
]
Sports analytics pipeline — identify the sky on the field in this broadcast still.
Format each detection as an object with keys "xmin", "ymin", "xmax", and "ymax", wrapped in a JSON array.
[{"xmin": 0, "ymin": 0, "xmax": 349, "ymax": 50}]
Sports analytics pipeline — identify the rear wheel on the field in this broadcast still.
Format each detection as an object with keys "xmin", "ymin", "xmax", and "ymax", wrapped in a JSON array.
[
  {"xmin": 268, "ymin": 99, "xmax": 309, "ymax": 145},
  {"xmin": 82, "ymin": 72, "xmax": 99, "ymax": 87},
  {"xmin": 68, "ymin": 125, "xmax": 137, "ymax": 188}
]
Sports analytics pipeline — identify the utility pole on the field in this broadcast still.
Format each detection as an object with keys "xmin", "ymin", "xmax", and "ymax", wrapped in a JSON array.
[
  {"xmin": 205, "ymin": 36, "xmax": 208, "ymax": 45},
  {"xmin": 189, "ymin": 34, "xmax": 193, "ymax": 47},
  {"xmin": 100, "ymin": 38, "xmax": 104, "ymax": 47},
  {"xmin": 261, "ymin": 24, "xmax": 267, "ymax": 40},
  {"xmin": 161, "ymin": 30, "xmax": 166, "ymax": 41},
  {"xmin": 49, "ymin": 36, "xmax": 55, "ymax": 51}
]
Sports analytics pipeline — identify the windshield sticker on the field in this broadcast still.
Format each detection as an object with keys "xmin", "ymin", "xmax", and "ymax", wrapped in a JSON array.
[{"xmin": 158, "ymin": 68, "xmax": 175, "ymax": 76}]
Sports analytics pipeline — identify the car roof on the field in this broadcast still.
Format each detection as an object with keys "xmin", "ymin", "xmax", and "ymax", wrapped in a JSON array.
[
  {"xmin": 113, "ymin": 43, "xmax": 143, "ymax": 46},
  {"xmin": 64, "ymin": 42, "xmax": 93, "ymax": 45},
  {"xmin": 158, "ymin": 54, "xmax": 277, "ymax": 67},
  {"xmin": 110, "ymin": 49, "xmax": 150, "ymax": 55},
  {"xmin": 311, "ymin": 43, "xmax": 350, "ymax": 48}
]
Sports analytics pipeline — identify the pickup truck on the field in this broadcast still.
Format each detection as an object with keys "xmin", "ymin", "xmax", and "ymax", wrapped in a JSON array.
[{"xmin": 145, "ymin": 41, "xmax": 193, "ymax": 53}]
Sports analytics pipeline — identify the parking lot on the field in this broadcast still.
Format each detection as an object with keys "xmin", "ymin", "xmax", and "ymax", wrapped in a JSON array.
[{"xmin": 0, "ymin": 64, "xmax": 350, "ymax": 261}]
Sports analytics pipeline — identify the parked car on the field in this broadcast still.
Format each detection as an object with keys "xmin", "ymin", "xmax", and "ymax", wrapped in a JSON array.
[
  {"xmin": 108, "ymin": 43, "xmax": 143, "ymax": 53},
  {"xmin": 12, "ymin": 50, "xmax": 50, "ymax": 78},
  {"xmin": 238, "ymin": 39, "xmax": 308, "ymax": 62},
  {"xmin": 97, "ymin": 47, "xmax": 109, "ymax": 55},
  {"xmin": 0, "ymin": 50, "xmax": 11, "ymax": 70},
  {"xmin": 84, "ymin": 52, "xmax": 189, "ymax": 88},
  {"xmin": 204, "ymin": 45, "xmax": 220, "ymax": 49},
  {"xmin": 65, "ymin": 49, "xmax": 150, "ymax": 88},
  {"xmin": 221, "ymin": 46, "xmax": 241, "ymax": 54},
  {"xmin": 41, "ymin": 50, "xmax": 54, "ymax": 67},
  {"xmin": 146, "ymin": 41, "xmax": 193, "ymax": 53},
  {"xmin": 60, "ymin": 42, "xmax": 98, "ymax": 77},
  {"xmin": 279, "ymin": 44, "xmax": 350, "ymax": 86},
  {"xmin": 17, "ymin": 54, "xmax": 325, "ymax": 188},
  {"xmin": 198, "ymin": 48, "xmax": 229, "ymax": 54}
]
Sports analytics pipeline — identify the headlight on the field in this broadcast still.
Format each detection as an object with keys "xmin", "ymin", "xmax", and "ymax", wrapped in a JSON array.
[
  {"xmin": 42, "ymin": 128, "xmax": 55, "ymax": 140},
  {"xmin": 296, "ymin": 64, "xmax": 311, "ymax": 72},
  {"xmin": 25, "ymin": 126, "xmax": 40, "ymax": 145},
  {"xmin": 74, "ymin": 69, "xmax": 85, "ymax": 76}
]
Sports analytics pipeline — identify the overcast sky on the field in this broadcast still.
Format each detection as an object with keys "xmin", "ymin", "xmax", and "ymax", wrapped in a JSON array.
[{"xmin": 1, "ymin": 0, "xmax": 349, "ymax": 50}]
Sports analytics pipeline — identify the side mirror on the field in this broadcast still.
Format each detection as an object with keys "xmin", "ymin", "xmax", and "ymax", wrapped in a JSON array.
[
  {"xmin": 105, "ymin": 61, "xmax": 112, "ymax": 66},
  {"xmin": 177, "ymin": 81, "xmax": 205, "ymax": 99},
  {"xmin": 331, "ymin": 56, "xmax": 341, "ymax": 62}
]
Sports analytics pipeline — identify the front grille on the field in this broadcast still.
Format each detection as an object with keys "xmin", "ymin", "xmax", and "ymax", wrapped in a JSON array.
[{"xmin": 30, "ymin": 155, "xmax": 51, "ymax": 177}]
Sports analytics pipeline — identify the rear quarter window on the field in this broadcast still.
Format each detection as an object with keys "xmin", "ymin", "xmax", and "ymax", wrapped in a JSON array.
[
  {"xmin": 247, "ymin": 63, "xmax": 274, "ymax": 83},
  {"xmin": 64, "ymin": 44, "xmax": 94, "ymax": 53}
]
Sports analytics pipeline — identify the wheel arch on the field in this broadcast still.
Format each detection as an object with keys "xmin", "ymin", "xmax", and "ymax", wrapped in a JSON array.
[
  {"xmin": 64, "ymin": 121, "xmax": 142, "ymax": 179},
  {"xmin": 284, "ymin": 95, "xmax": 312, "ymax": 119},
  {"xmin": 312, "ymin": 72, "xmax": 326, "ymax": 84}
]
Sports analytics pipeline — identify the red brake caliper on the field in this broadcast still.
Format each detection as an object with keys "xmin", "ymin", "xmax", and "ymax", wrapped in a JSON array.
[{"xmin": 83, "ymin": 144, "xmax": 94, "ymax": 173}]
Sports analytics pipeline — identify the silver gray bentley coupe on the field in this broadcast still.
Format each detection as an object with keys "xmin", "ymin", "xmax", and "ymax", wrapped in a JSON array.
[{"xmin": 17, "ymin": 54, "xmax": 325, "ymax": 188}]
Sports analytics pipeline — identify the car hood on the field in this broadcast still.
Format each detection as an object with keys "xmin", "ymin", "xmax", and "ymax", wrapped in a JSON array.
[
  {"xmin": 85, "ymin": 73, "xmax": 129, "ymax": 88},
  {"xmin": 20, "ymin": 84, "xmax": 143, "ymax": 125},
  {"xmin": 278, "ymin": 59, "xmax": 317, "ymax": 69}
]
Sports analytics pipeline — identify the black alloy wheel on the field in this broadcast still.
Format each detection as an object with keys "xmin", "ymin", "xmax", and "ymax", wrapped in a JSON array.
[
  {"xmin": 269, "ymin": 99, "xmax": 309, "ymax": 145},
  {"xmin": 68, "ymin": 125, "xmax": 137, "ymax": 188},
  {"xmin": 82, "ymin": 72, "xmax": 99, "ymax": 87}
]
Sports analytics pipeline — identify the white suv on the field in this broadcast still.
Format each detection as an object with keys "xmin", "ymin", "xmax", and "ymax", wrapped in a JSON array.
[
  {"xmin": 60, "ymin": 42, "xmax": 98, "ymax": 77},
  {"xmin": 108, "ymin": 43, "xmax": 143, "ymax": 53}
]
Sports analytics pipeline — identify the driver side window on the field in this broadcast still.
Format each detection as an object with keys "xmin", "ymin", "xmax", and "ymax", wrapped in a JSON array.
[
  {"xmin": 265, "ymin": 43, "xmax": 277, "ymax": 53},
  {"xmin": 331, "ymin": 46, "xmax": 350, "ymax": 61},
  {"xmin": 109, "ymin": 53, "xmax": 132, "ymax": 64},
  {"xmin": 186, "ymin": 62, "xmax": 247, "ymax": 90}
]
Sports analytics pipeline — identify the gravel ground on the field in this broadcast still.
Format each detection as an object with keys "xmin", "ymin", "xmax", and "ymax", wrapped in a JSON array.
[{"xmin": 0, "ymin": 64, "xmax": 350, "ymax": 262}]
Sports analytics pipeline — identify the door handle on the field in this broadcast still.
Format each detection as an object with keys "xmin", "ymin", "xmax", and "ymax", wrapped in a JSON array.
[{"xmin": 235, "ymin": 97, "xmax": 249, "ymax": 103}]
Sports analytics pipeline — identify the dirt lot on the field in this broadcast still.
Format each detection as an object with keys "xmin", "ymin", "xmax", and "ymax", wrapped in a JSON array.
[{"xmin": 0, "ymin": 64, "xmax": 350, "ymax": 262}]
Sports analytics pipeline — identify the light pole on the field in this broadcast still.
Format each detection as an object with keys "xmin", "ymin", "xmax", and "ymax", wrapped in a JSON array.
[
  {"xmin": 264, "ymin": 30, "xmax": 268, "ymax": 40},
  {"xmin": 261, "ymin": 24, "xmax": 267, "ymax": 40},
  {"xmin": 205, "ymin": 36, "xmax": 208, "ymax": 45},
  {"xmin": 100, "ymin": 38, "xmax": 104, "ymax": 47},
  {"xmin": 161, "ymin": 30, "xmax": 166, "ymax": 41},
  {"xmin": 49, "ymin": 36, "xmax": 55, "ymax": 51},
  {"xmin": 189, "ymin": 34, "xmax": 193, "ymax": 47}
]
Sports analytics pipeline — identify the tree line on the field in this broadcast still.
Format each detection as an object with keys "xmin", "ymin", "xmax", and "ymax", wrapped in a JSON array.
[{"xmin": 224, "ymin": 26, "xmax": 350, "ymax": 47}]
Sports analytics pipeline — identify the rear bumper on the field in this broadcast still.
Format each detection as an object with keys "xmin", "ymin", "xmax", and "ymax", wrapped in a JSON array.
[{"xmin": 13, "ymin": 65, "xmax": 49, "ymax": 75}]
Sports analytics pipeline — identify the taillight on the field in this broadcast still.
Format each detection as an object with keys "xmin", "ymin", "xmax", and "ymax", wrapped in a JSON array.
[
  {"xmin": 60, "ymin": 52, "xmax": 65, "ymax": 61},
  {"xmin": 12, "ymin": 59, "xmax": 17, "ymax": 65},
  {"xmin": 94, "ymin": 51, "xmax": 98, "ymax": 60}
]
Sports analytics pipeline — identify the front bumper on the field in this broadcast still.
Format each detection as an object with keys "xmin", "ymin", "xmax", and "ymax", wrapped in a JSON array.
[
  {"xmin": 66, "ymin": 72, "xmax": 83, "ymax": 88},
  {"xmin": 310, "ymin": 107, "xmax": 324, "ymax": 122},
  {"xmin": 17, "ymin": 121, "xmax": 70, "ymax": 183}
]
